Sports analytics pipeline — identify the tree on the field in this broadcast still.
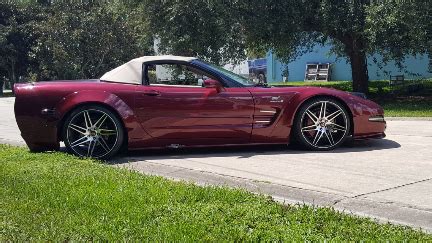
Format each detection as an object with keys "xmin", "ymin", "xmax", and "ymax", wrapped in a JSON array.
[
  {"xmin": 239, "ymin": 0, "xmax": 374, "ymax": 93},
  {"xmin": 145, "ymin": 0, "xmax": 246, "ymax": 65},
  {"xmin": 145, "ymin": 0, "xmax": 431, "ymax": 93},
  {"xmin": 366, "ymin": 1, "xmax": 431, "ymax": 69},
  {"xmin": 0, "ymin": 3, "xmax": 43, "ymax": 88},
  {"xmin": 29, "ymin": 3, "xmax": 146, "ymax": 80},
  {"xmin": 0, "ymin": 2, "xmax": 154, "ymax": 84}
]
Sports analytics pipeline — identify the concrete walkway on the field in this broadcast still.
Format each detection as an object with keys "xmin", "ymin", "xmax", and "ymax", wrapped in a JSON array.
[
  {"xmin": 1, "ymin": 97, "xmax": 431, "ymax": 232},
  {"xmin": 0, "ymin": 97, "xmax": 22, "ymax": 146}
]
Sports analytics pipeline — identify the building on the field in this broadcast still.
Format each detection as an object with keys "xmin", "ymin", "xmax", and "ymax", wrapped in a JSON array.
[{"xmin": 266, "ymin": 43, "xmax": 432, "ymax": 82}]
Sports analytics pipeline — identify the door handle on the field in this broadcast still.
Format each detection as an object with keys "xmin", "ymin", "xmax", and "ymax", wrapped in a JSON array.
[{"xmin": 140, "ymin": 90, "xmax": 161, "ymax": 96}]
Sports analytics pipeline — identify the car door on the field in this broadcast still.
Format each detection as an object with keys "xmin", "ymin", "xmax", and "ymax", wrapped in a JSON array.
[{"xmin": 134, "ymin": 61, "xmax": 255, "ymax": 145}]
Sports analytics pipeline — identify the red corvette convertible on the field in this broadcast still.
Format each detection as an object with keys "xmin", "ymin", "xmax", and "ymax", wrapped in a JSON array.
[{"xmin": 14, "ymin": 56, "xmax": 386, "ymax": 159}]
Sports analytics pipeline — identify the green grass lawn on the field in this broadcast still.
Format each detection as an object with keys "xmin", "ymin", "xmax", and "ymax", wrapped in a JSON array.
[
  {"xmin": 272, "ymin": 80, "xmax": 432, "ymax": 117},
  {"xmin": 380, "ymin": 99, "xmax": 432, "ymax": 117},
  {"xmin": 1, "ymin": 145, "xmax": 431, "ymax": 241}
]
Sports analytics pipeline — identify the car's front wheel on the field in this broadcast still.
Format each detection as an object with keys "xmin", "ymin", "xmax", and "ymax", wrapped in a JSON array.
[
  {"xmin": 293, "ymin": 98, "xmax": 351, "ymax": 150},
  {"xmin": 63, "ymin": 105, "xmax": 124, "ymax": 159}
]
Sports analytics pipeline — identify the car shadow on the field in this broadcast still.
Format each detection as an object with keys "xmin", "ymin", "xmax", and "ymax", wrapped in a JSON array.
[{"xmin": 109, "ymin": 138, "xmax": 401, "ymax": 165}]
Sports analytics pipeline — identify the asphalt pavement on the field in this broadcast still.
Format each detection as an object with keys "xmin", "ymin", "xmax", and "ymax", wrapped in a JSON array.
[{"xmin": 1, "ymin": 97, "xmax": 431, "ymax": 232}]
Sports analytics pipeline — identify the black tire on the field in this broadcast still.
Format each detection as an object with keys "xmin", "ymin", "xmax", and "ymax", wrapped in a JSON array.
[
  {"xmin": 292, "ymin": 97, "xmax": 351, "ymax": 151},
  {"xmin": 62, "ymin": 105, "xmax": 124, "ymax": 159}
]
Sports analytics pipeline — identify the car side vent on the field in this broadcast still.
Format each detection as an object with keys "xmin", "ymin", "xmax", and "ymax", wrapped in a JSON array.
[{"xmin": 41, "ymin": 108, "xmax": 56, "ymax": 116}]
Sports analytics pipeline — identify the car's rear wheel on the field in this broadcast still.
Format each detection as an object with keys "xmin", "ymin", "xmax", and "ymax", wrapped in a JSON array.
[
  {"xmin": 63, "ymin": 105, "xmax": 124, "ymax": 159},
  {"xmin": 293, "ymin": 98, "xmax": 351, "ymax": 150}
]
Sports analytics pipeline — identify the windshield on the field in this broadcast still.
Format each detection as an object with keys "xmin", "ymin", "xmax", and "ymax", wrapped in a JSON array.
[{"xmin": 199, "ymin": 61, "xmax": 256, "ymax": 86}]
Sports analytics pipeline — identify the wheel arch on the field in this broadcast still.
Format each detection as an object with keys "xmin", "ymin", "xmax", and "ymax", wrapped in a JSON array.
[
  {"xmin": 57, "ymin": 101, "xmax": 127, "ymax": 142},
  {"xmin": 289, "ymin": 94, "xmax": 354, "ymax": 142},
  {"xmin": 54, "ymin": 91, "xmax": 138, "ymax": 150}
]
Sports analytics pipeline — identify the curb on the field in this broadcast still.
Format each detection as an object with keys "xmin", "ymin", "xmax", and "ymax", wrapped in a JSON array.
[{"xmin": 114, "ymin": 161, "xmax": 432, "ymax": 233}]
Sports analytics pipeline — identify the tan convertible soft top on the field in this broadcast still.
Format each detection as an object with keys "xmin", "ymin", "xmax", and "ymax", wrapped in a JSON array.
[{"xmin": 100, "ymin": 55, "xmax": 197, "ymax": 84}]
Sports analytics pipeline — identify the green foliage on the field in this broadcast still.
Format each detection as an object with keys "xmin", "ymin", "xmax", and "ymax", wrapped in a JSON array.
[
  {"xmin": 144, "ymin": 0, "xmax": 431, "ymax": 93},
  {"xmin": 1, "ymin": 1, "xmax": 430, "ymax": 91},
  {"xmin": 145, "ymin": 0, "xmax": 246, "ymax": 65},
  {"xmin": 0, "ymin": 2, "xmax": 152, "ymax": 83},
  {"xmin": 1, "ymin": 144, "xmax": 431, "ymax": 241},
  {"xmin": 0, "ymin": 3, "xmax": 43, "ymax": 85},
  {"xmin": 29, "ymin": 3, "xmax": 145, "ymax": 81},
  {"xmin": 366, "ymin": 1, "xmax": 432, "ymax": 66}
]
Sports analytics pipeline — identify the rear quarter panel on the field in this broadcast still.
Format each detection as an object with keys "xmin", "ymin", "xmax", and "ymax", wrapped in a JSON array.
[
  {"xmin": 14, "ymin": 81, "xmax": 147, "ymax": 151},
  {"xmin": 55, "ymin": 86, "xmax": 151, "ymax": 147}
]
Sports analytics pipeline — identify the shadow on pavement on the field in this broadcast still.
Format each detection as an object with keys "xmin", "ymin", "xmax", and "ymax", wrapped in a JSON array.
[{"xmin": 109, "ymin": 138, "xmax": 401, "ymax": 165}]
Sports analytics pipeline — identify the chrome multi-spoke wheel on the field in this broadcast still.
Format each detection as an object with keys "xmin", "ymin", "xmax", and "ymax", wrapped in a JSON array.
[
  {"xmin": 294, "ymin": 98, "xmax": 350, "ymax": 150},
  {"xmin": 63, "ymin": 106, "xmax": 124, "ymax": 159}
]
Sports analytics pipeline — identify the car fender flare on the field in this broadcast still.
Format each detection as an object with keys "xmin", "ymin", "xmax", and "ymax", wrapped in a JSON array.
[
  {"xmin": 55, "ymin": 90, "xmax": 149, "ymax": 143},
  {"xmin": 285, "ymin": 91, "xmax": 355, "ymax": 134}
]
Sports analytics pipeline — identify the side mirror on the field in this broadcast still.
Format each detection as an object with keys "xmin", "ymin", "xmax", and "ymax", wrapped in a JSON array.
[{"xmin": 203, "ymin": 79, "xmax": 224, "ymax": 92}]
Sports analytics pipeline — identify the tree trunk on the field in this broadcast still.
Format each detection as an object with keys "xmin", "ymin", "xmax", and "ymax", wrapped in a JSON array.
[
  {"xmin": 0, "ymin": 80, "xmax": 3, "ymax": 96},
  {"xmin": 349, "ymin": 50, "xmax": 369, "ymax": 94},
  {"xmin": 344, "ymin": 35, "xmax": 369, "ymax": 94}
]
